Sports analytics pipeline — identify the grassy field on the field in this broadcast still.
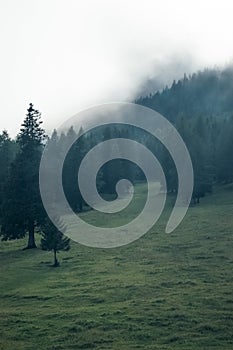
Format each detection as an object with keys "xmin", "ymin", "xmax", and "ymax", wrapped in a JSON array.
[{"xmin": 0, "ymin": 185, "xmax": 233, "ymax": 349}]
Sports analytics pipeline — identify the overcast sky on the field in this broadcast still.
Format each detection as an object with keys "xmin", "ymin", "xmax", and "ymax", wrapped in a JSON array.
[{"xmin": 1, "ymin": 0, "xmax": 233, "ymax": 136}]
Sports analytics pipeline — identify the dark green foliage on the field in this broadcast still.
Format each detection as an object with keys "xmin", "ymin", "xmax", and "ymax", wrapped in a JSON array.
[
  {"xmin": 40, "ymin": 216, "xmax": 70, "ymax": 267},
  {"xmin": 136, "ymin": 67, "xmax": 233, "ymax": 201},
  {"xmin": 136, "ymin": 66, "xmax": 233, "ymax": 121},
  {"xmin": 215, "ymin": 116, "xmax": 233, "ymax": 183},
  {"xmin": 58, "ymin": 124, "xmax": 144, "ymax": 207},
  {"xmin": 0, "ymin": 131, "xmax": 18, "ymax": 221},
  {"xmin": 17, "ymin": 104, "xmax": 46, "ymax": 147},
  {"xmin": 1, "ymin": 65, "xmax": 233, "ymax": 253},
  {"xmin": 62, "ymin": 127, "xmax": 86, "ymax": 212},
  {"xmin": 0, "ymin": 104, "xmax": 46, "ymax": 248},
  {"xmin": 43, "ymin": 113, "xmax": 232, "ymax": 205},
  {"xmin": 99, "ymin": 124, "xmax": 146, "ymax": 193}
]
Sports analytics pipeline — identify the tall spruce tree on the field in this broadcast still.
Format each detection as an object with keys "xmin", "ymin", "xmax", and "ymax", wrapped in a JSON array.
[{"xmin": 0, "ymin": 104, "xmax": 46, "ymax": 248}]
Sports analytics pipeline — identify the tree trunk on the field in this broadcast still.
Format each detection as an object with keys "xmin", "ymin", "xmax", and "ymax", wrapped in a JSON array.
[
  {"xmin": 26, "ymin": 222, "xmax": 37, "ymax": 249},
  {"xmin": 79, "ymin": 198, "xmax": 83, "ymax": 212},
  {"xmin": 53, "ymin": 249, "xmax": 59, "ymax": 267}
]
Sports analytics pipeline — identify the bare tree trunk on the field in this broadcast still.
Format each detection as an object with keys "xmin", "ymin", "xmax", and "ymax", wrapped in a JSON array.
[
  {"xmin": 26, "ymin": 222, "xmax": 37, "ymax": 249},
  {"xmin": 53, "ymin": 249, "xmax": 59, "ymax": 267}
]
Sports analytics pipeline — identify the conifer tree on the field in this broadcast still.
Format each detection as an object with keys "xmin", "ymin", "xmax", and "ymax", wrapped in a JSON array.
[
  {"xmin": 41, "ymin": 216, "xmax": 70, "ymax": 267},
  {"xmin": 0, "ymin": 104, "xmax": 46, "ymax": 248}
]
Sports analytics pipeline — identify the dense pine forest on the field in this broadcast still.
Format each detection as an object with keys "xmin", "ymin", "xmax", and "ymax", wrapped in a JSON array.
[
  {"xmin": 136, "ymin": 66, "xmax": 233, "ymax": 199},
  {"xmin": 0, "ymin": 67, "xmax": 233, "ymax": 248},
  {"xmin": 1, "ymin": 67, "xmax": 233, "ymax": 350}
]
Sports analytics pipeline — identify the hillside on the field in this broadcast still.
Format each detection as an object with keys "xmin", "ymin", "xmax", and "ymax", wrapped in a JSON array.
[
  {"xmin": 0, "ymin": 184, "xmax": 233, "ymax": 350},
  {"xmin": 136, "ymin": 66, "xmax": 233, "ymax": 122}
]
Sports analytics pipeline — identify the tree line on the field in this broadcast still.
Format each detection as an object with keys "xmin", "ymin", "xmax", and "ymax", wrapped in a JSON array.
[
  {"xmin": 136, "ymin": 66, "xmax": 233, "ymax": 201},
  {"xmin": 0, "ymin": 67, "xmax": 233, "ymax": 262}
]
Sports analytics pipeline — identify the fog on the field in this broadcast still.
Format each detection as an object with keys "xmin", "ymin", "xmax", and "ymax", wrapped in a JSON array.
[{"xmin": 1, "ymin": 0, "xmax": 233, "ymax": 136}]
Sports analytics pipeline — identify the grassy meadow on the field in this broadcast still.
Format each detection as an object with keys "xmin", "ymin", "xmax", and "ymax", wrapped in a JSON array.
[{"xmin": 0, "ymin": 184, "xmax": 233, "ymax": 349}]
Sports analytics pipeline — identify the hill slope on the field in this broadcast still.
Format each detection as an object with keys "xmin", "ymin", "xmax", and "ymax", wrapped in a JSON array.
[
  {"xmin": 136, "ymin": 67, "xmax": 233, "ymax": 121},
  {"xmin": 0, "ymin": 185, "xmax": 233, "ymax": 349}
]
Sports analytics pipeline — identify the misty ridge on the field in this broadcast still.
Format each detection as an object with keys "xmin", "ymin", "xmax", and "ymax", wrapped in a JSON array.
[
  {"xmin": 136, "ymin": 64, "xmax": 233, "ymax": 120},
  {"xmin": 0, "ymin": 64, "xmax": 232, "ymax": 238},
  {"xmin": 0, "ymin": 64, "xmax": 233, "ymax": 349},
  {"xmin": 1, "ymin": 64, "xmax": 233, "ymax": 218},
  {"xmin": 2, "ymin": 0, "xmax": 233, "ymax": 348}
]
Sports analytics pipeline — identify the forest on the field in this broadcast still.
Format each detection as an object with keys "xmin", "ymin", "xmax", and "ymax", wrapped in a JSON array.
[
  {"xmin": 1, "ymin": 67, "xmax": 233, "ymax": 251},
  {"xmin": 1, "ymin": 66, "xmax": 233, "ymax": 350}
]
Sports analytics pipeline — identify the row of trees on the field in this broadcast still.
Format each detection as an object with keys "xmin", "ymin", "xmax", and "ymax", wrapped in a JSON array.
[
  {"xmin": 136, "ymin": 66, "xmax": 233, "ymax": 122},
  {"xmin": 1, "ymin": 105, "xmax": 232, "ymax": 226},
  {"xmin": 1, "ymin": 67, "xmax": 233, "ymax": 261}
]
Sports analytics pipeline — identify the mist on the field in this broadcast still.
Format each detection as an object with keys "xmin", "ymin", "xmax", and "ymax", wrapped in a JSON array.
[{"xmin": 1, "ymin": 0, "xmax": 233, "ymax": 136}]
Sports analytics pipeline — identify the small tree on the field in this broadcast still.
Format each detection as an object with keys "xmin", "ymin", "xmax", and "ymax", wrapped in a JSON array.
[{"xmin": 41, "ymin": 217, "xmax": 70, "ymax": 267}]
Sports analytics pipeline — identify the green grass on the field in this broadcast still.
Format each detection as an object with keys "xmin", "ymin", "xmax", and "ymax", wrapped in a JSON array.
[{"xmin": 0, "ymin": 184, "xmax": 233, "ymax": 349}]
